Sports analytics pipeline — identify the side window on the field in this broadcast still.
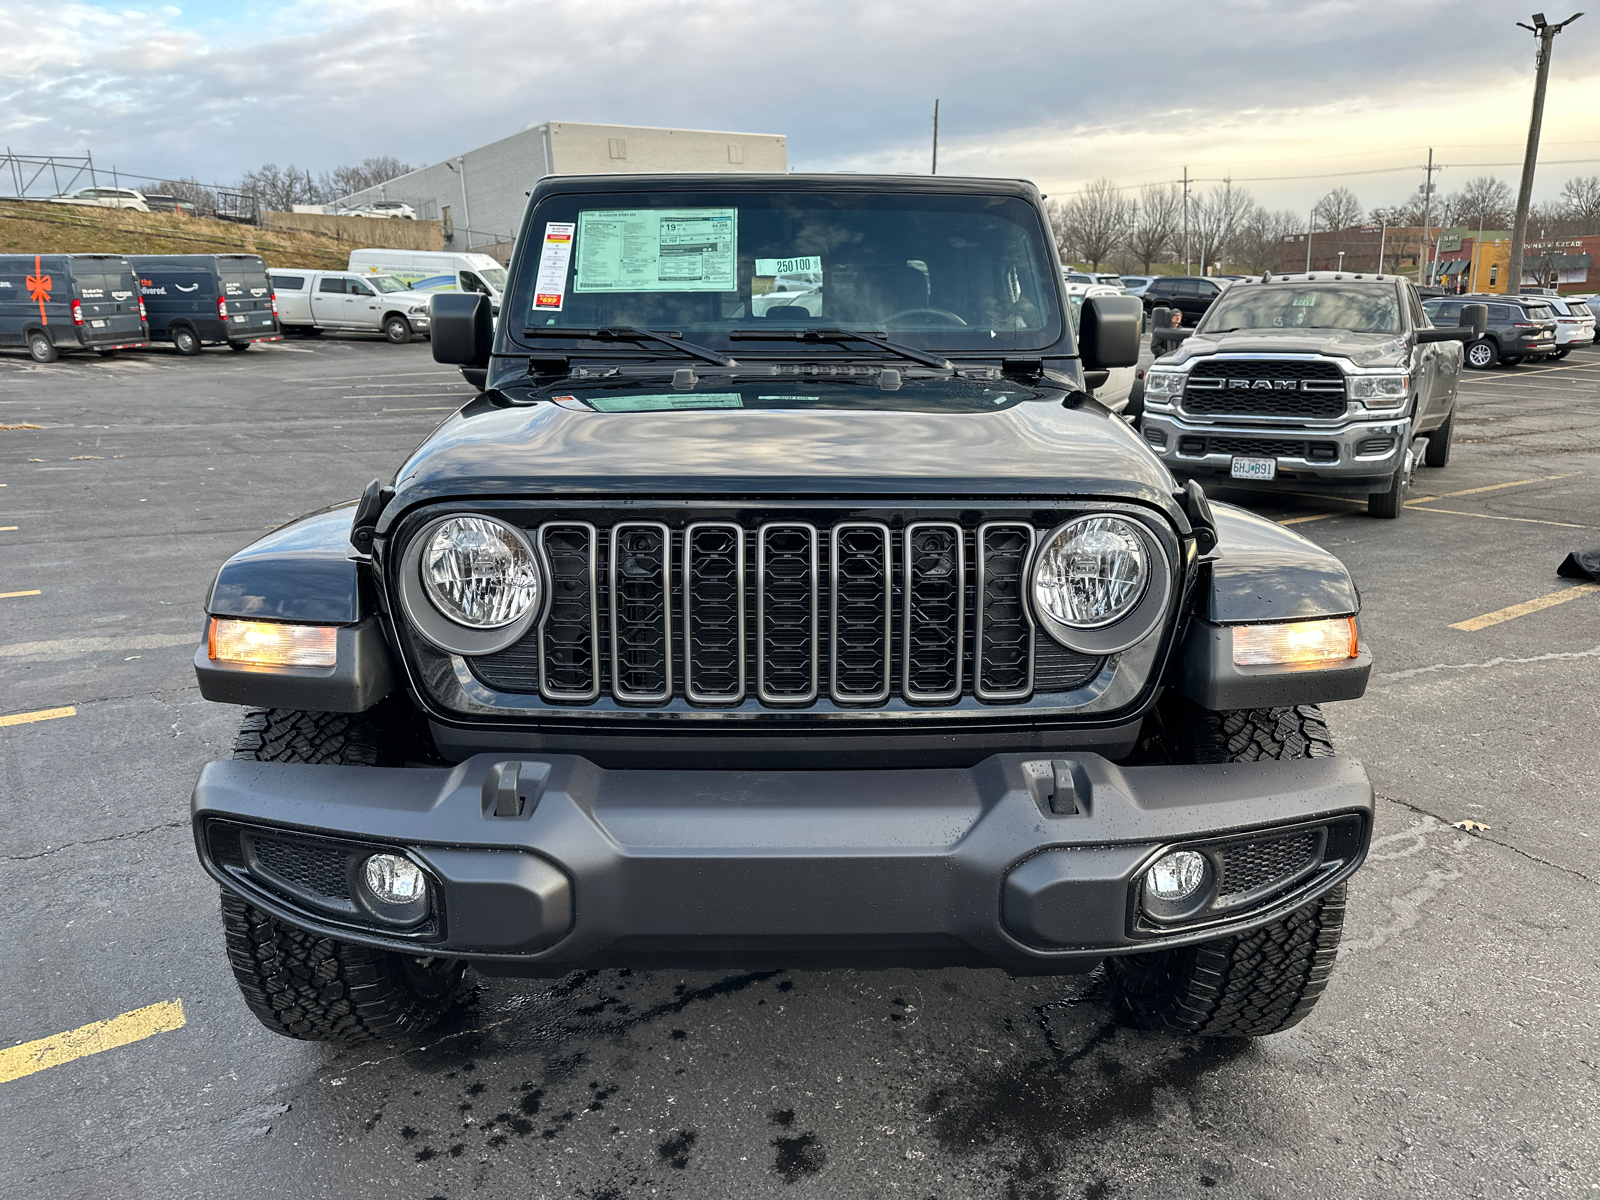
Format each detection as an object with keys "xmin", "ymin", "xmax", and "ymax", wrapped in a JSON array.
[
  {"xmin": 1175, "ymin": 280, "xmax": 1202, "ymax": 297},
  {"xmin": 1433, "ymin": 302, "xmax": 1461, "ymax": 324},
  {"xmin": 461, "ymin": 271, "xmax": 484, "ymax": 294},
  {"xmin": 349, "ymin": 279, "xmax": 374, "ymax": 296},
  {"xmin": 1196, "ymin": 281, "xmax": 1219, "ymax": 297},
  {"xmin": 317, "ymin": 277, "xmax": 346, "ymax": 294},
  {"xmin": 273, "ymin": 275, "xmax": 306, "ymax": 291},
  {"xmin": 1407, "ymin": 287, "xmax": 1428, "ymax": 328},
  {"xmin": 1487, "ymin": 304, "xmax": 1511, "ymax": 321}
]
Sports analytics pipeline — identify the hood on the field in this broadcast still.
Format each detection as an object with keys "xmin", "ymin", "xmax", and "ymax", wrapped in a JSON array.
[
  {"xmin": 1168, "ymin": 327, "xmax": 1409, "ymax": 368},
  {"xmin": 385, "ymin": 393, "xmax": 1181, "ymax": 515}
]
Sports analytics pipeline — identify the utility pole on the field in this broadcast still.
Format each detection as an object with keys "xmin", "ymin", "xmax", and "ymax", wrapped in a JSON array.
[
  {"xmin": 1377, "ymin": 222, "xmax": 1387, "ymax": 272},
  {"xmin": 1182, "ymin": 166, "xmax": 1190, "ymax": 275},
  {"xmin": 931, "ymin": 100, "xmax": 939, "ymax": 175},
  {"xmin": 1417, "ymin": 148, "xmax": 1438, "ymax": 285},
  {"xmin": 1305, "ymin": 207, "xmax": 1314, "ymax": 272},
  {"xmin": 1509, "ymin": 12, "xmax": 1582, "ymax": 295}
]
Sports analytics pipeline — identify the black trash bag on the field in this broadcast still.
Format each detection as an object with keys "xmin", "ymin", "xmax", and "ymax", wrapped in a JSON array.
[{"xmin": 1556, "ymin": 546, "xmax": 1600, "ymax": 581}]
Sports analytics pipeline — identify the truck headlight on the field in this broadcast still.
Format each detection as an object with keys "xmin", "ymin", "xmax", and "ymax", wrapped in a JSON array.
[
  {"xmin": 408, "ymin": 304, "xmax": 429, "ymax": 315},
  {"xmin": 1143, "ymin": 369, "xmax": 1184, "ymax": 397},
  {"xmin": 421, "ymin": 516, "xmax": 541, "ymax": 629},
  {"xmin": 1349, "ymin": 373, "xmax": 1408, "ymax": 409},
  {"xmin": 1030, "ymin": 515, "xmax": 1173, "ymax": 655}
]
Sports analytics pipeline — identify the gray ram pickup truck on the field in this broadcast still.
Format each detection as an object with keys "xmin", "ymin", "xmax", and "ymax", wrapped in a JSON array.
[
  {"xmin": 1140, "ymin": 272, "xmax": 1486, "ymax": 517},
  {"xmin": 189, "ymin": 174, "xmax": 1377, "ymax": 1045}
]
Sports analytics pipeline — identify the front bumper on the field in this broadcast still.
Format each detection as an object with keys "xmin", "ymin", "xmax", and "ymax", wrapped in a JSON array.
[
  {"xmin": 193, "ymin": 752, "xmax": 1372, "ymax": 976},
  {"xmin": 1141, "ymin": 407, "xmax": 1408, "ymax": 493}
]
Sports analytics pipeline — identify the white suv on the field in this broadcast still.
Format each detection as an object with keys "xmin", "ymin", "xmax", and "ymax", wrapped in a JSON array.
[
  {"xmin": 1545, "ymin": 296, "xmax": 1595, "ymax": 358},
  {"xmin": 46, "ymin": 187, "xmax": 151, "ymax": 212}
]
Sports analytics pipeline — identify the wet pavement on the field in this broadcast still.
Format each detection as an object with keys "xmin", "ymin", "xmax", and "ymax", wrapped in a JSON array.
[{"xmin": 2, "ymin": 335, "xmax": 1597, "ymax": 1199}]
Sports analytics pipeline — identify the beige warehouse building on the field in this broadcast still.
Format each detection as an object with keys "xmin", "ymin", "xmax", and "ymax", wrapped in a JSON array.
[{"xmin": 337, "ymin": 121, "xmax": 787, "ymax": 253}]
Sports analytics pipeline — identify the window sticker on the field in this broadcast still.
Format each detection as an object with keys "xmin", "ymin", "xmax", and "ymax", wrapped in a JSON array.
[
  {"xmin": 574, "ymin": 209, "xmax": 737, "ymax": 293},
  {"xmin": 533, "ymin": 222, "xmax": 575, "ymax": 311},
  {"xmin": 579, "ymin": 394, "xmax": 744, "ymax": 412},
  {"xmin": 1291, "ymin": 296, "xmax": 1317, "ymax": 306},
  {"xmin": 751, "ymin": 254, "xmax": 822, "ymax": 299}
]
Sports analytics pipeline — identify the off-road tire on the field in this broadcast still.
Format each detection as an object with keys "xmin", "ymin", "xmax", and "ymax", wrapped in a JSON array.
[
  {"xmin": 1107, "ymin": 701, "xmax": 1345, "ymax": 1037},
  {"xmin": 221, "ymin": 705, "xmax": 467, "ymax": 1040},
  {"xmin": 220, "ymin": 894, "xmax": 468, "ymax": 1041},
  {"xmin": 384, "ymin": 315, "xmax": 412, "ymax": 344},
  {"xmin": 27, "ymin": 331, "xmax": 58, "ymax": 363},
  {"xmin": 1108, "ymin": 883, "xmax": 1347, "ymax": 1037},
  {"xmin": 1465, "ymin": 338, "xmax": 1497, "ymax": 369},
  {"xmin": 173, "ymin": 325, "xmax": 201, "ymax": 356},
  {"xmin": 1423, "ymin": 412, "xmax": 1453, "ymax": 468}
]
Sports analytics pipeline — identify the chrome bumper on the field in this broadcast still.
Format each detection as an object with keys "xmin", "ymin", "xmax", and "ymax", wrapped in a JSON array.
[{"xmin": 1141, "ymin": 406, "xmax": 1409, "ymax": 489}]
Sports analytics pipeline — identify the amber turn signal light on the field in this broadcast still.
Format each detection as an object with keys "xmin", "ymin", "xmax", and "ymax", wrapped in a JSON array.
[
  {"xmin": 1231, "ymin": 617, "xmax": 1358, "ymax": 666},
  {"xmin": 209, "ymin": 617, "xmax": 337, "ymax": 668}
]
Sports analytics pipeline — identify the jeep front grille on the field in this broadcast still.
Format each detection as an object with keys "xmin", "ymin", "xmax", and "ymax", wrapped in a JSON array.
[
  {"xmin": 466, "ymin": 517, "xmax": 1103, "ymax": 708},
  {"xmin": 1183, "ymin": 359, "xmax": 1347, "ymax": 419}
]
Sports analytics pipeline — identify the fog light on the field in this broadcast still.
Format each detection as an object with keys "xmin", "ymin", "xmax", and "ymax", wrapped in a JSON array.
[
  {"xmin": 1145, "ymin": 850, "xmax": 1206, "ymax": 901},
  {"xmin": 364, "ymin": 853, "xmax": 426, "ymax": 906},
  {"xmin": 209, "ymin": 617, "xmax": 337, "ymax": 667},
  {"xmin": 1232, "ymin": 617, "xmax": 1357, "ymax": 666}
]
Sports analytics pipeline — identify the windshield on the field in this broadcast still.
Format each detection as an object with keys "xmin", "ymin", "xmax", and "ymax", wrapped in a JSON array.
[
  {"xmin": 480, "ymin": 267, "xmax": 508, "ymax": 292},
  {"xmin": 367, "ymin": 275, "xmax": 410, "ymax": 293},
  {"xmin": 515, "ymin": 189, "xmax": 1061, "ymax": 352},
  {"xmin": 1198, "ymin": 284, "xmax": 1402, "ymax": 335}
]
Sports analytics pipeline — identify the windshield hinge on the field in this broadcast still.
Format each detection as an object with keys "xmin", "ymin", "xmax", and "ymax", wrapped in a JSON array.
[
  {"xmin": 527, "ymin": 355, "xmax": 569, "ymax": 375},
  {"xmin": 349, "ymin": 479, "xmax": 394, "ymax": 557},
  {"xmin": 1002, "ymin": 357, "xmax": 1044, "ymax": 380}
]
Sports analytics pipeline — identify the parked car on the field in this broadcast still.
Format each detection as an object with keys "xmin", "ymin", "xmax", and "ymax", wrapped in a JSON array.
[
  {"xmin": 191, "ymin": 170, "xmax": 1377, "ymax": 1048},
  {"xmin": 143, "ymin": 194, "xmax": 198, "ymax": 217},
  {"xmin": 348, "ymin": 201, "xmax": 417, "ymax": 219},
  {"xmin": 43, "ymin": 186, "xmax": 151, "ymax": 213},
  {"xmin": 132, "ymin": 254, "xmax": 281, "ymax": 355},
  {"xmin": 1120, "ymin": 275, "xmax": 1156, "ymax": 295},
  {"xmin": 0, "ymin": 253, "xmax": 149, "ymax": 361},
  {"xmin": 268, "ymin": 268, "xmax": 433, "ymax": 343},
  {"xmin": 1142, "ymin": 272, "xmax": 1483, "ymax": 518},
  {"xmin": 1064, "ymin": 270, "xmax": 1124, "ymax": 290},
  {"xmin": 1422, "ymin": 294, "xmax": 1558, "ymax": 369},
  {"xmin": 347, "ymin": 249, "xmax": 506, "ymax": 316},
  {"xmin": 1541, "ymin": 296, "xmax": 1595, "ymax": 358},
  {"xmin": 1139, "ymin": 275, "xmax": 1230, "ymax": 326}
]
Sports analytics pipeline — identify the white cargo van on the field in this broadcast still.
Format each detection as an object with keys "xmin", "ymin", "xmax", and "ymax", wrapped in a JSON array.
[{"xmin": 346, "ymin": 250, "xmax": 506, "ymax": 315}]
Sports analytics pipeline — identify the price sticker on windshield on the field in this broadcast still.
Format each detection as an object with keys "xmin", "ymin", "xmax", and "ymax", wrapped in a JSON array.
[
  {"xmin": 754, "ymin": 256, "xmax": 821, "ymax": 276},
  {"xmin": 533, "ymin": 222, "xmax": 575, "ymax": 310}
]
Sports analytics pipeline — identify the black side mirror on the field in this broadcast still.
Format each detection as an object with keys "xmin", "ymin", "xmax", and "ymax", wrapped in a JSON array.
[
  {"xmin": 1080, "ymin": 294, "xmax": 1143, "ymax": 369},
  {"xmin": 1419, "ymin": 302, "xmax": 1489, "ymax": 344},
  {"xmin": 431, "ymin": 292, "xmax": 493, "ymax": 369},
  {"xmin": 1460, "ymin": 303, "xmax": 1488, "ymax": 339}
]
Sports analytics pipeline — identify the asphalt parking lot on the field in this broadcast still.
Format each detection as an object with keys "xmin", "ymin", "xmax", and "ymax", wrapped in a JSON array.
[{"xmin": 1, "ymin": 333, "xmax": 1597, "ymax": 1200}]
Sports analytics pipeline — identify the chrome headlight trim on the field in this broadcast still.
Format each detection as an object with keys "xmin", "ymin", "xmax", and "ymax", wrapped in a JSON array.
[
  {"xmin": 397, "ymin": 514, "xmax": 546, "ymax": 656},
  {"xmin": 1030, "ymin": 514, "xmax": 1173, "ymax": 656}
]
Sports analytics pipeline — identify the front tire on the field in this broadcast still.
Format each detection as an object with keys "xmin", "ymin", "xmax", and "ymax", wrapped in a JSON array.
[
  {"xmin": 1423, "ymin": 412, "xmax": 1453, "ymax": 468},
  {"xmin": 384, "ymin": 315, "xmax": 412, "ymax": 344},
  {"xmin": 220, "ymin": 706, "xmax": 467, "ymax": 1041},
  {"xmin": 27, "ymin": 331, "xmax": 58, "ymax": 363},
  {"xmin": 173, "ymin": 325, "xmax": 202, "ymax": 356},
  {"xmin": 1368, "ymin": 467, "xmax": 1404, "ymax": 518},
  {"xmin": 1465, "ymin": 338, "xmax": 1497, "ymax": 369},
  {"xmin": 1107, "ymin": 703, "xmax": 1347, "ymax": 1037}
]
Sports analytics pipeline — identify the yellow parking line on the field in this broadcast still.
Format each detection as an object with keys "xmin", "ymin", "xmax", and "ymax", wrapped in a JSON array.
[
  {"xmin": 1278, "ymin": 512, "xmax": 1344, "ymax": 525},
  {"xmin": 0, "ymin": 705, "xmax": 75, "ymax": 727},
  {"xmin": 1410, "ymin": 506, "xmax": 1585, "ymax": 529},
  {"xmin": 0, "ymin": 526, "xmax": 16, "ymax": 532},
  {"xmin": 1, "ymin": 589, "xmax": 41, "ymax": 599},
  {"xmin": 1450, "ymin": 582, "xmax": 1600, "ymax": 632},
  {"xmin": 0, "ymin": 1000, "xmax": 186, "ymax": 1084}
]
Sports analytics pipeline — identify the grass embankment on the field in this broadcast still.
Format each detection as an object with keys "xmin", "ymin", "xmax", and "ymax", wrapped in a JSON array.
[{"xmin": 0, "ymin": 200, "xmax": 350, "ymax": 269}]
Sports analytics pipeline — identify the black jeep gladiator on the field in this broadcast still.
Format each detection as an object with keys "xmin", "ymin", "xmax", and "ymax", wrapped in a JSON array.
[{"xmin": 191, "ymin": 174, "xmax": 1375, "ymax": 1043}]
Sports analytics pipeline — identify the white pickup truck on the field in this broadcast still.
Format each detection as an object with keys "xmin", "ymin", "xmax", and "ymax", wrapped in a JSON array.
[{"xmin": 266, "ymin": 269, "xmax": 433, "ymax": 343}]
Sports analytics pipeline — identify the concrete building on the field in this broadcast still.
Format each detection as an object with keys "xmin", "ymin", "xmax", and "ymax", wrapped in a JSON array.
[{"xmin": 336, "ymin": 121, "xmax": 787, "ymax": 255}]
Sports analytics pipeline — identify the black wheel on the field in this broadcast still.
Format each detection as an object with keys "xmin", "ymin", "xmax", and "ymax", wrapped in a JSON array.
[
  {"xmin": 1502, "ymin": 355, "xmax": 1522, "ymax": 367},
  {"xmin": 1125, "ymin": 377, "xmax": 1146, "ymax": 422},
  {"xmin": 27, "ymin": 331, "xmax": 58, "ymax": 363},
  {"xmin": 96, "ymin": 350, "xmax": 118, "ymax": 358},
  {"xmin": 1107, "ymin": 703, "xmax": 1347, "ymax": 1037},
  {"xmin": 1368, "ymin": 466, "xmax": 1404, "ymax": 518},
  {"xmin": 173, "ymin": 325, "xmax": 202, "ymax": 356},
  {"xmin": 219, "ymin": 707, "xmax": 467, "ymax": 1041},
  {"xmin": 384, "ymin": 315, "xmax": 412, "ymax": 344},
  {"xmin": 1553, "ymin": 348, "xmax": 1571, "ymax": 360},
  {"xmin": 1464, "ymin": 338, "xmax": 1497, "ymax": 369},
  {"xmin": 1423, "ymin": 412, "xmax": 1453, "ymax": 468},
  {"xmin": 228, "ymin": 341, "xmax": 251, "ymax": 352}
]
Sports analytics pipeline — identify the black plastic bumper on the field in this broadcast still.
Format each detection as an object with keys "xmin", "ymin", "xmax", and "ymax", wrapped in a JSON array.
[{"xmin": 192, "ymin": 752, "xmax": 1373, "ymax": 976}]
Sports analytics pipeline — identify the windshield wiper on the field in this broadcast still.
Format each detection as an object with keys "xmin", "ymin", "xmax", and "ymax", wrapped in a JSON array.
[
  {"xmin": 729, "ymin": 327, "xmax": 953, "ymax": 370},
  {"xmin": 522, "ymin": 325, "xmax": 736, "ymax": 367}
]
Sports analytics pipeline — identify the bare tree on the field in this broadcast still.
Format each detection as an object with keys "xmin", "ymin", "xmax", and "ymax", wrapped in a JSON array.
[
  {"xmin": 326, "ymin": 156, "xmax": 416, "ymax": 198},
  {"xmin": 1312, "ymin": 187, "xmax": 1363, "ymax": 234},
  {"xmin": 1559, "ymin": 175, "xmax": 1600, "ymax": 234},
  {"xmin": 154, "ymin": 177, "xmax": 217, "ymax": 216},
  {"xmin": 1056, "ymin": 178, "xmax": 1131, "ymax": 270},
  {"xmin": 238, "ymin": 163, "xmax": 328, "ymax": 211},
  {"xmin": 1230, "ymin": 207, "xmax": 1303, "ymax": 274},
  {"xmin": 1451, "ymin": 176, "xmax": 1514, "ymax": 232},
  {"xmin": 1125, "ymin": 182, "xmax": 1182, "ymax": 272},
  {"xmin": 1190, "ymin": 181, "xmax": 1253, "ymax": 274}
]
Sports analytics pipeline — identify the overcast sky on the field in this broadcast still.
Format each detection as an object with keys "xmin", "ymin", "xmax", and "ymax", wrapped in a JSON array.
[{"xmin": 5, "ymin": 0, "xmax": 1599, "ymax": 214}]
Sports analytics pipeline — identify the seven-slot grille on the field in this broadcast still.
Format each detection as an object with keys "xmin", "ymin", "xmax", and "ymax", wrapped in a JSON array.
[
  {"xmin": 1183, "ymin": 359, "xmax": 1348, "ymax": 419},
  {"xmin": 468, "ymin": 518, "xmax": 1104, "ymax": 708}
]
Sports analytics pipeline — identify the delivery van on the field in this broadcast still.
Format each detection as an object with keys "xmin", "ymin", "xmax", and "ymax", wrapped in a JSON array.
[
  {"xmin": 130, "ymin": 254, "xmax": 281, "ymax": 355},
  {"xmin": 346, "ymin": 249, "xmax": 506, "ymax": 314},
  {"xmin": 0, "ymin": 253, "xmax": 149, "ymax": 362}
]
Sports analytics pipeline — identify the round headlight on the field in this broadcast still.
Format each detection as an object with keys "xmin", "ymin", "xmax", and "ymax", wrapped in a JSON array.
[
  {"xmin": 1033, "ymin": 515, "xmax": 1149, "ymax": 629},
  {"xmin": 421, "ymin": 515, "xmax": 540, "ymax": 629}
]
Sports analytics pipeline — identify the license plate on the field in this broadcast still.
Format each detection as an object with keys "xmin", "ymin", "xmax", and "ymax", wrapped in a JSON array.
[
  {"xmin": 90, "ymin": 319, "xmax": 107, "ymax": 328},
  {"xmin": 232, "ymin": 314, "xmax": 247, "ymax": 322},
  {"xmin": 1231, "ymin": 456, "xmax": 1277, "ymax": 481}
]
